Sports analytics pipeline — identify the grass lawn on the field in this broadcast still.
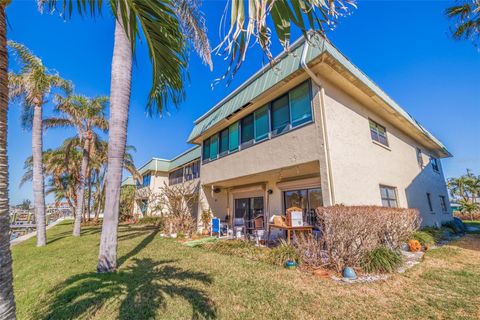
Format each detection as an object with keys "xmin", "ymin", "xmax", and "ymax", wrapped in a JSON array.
[{"xmin": 12, "ymin": 221, "xmax": 480, "ymax": 320}]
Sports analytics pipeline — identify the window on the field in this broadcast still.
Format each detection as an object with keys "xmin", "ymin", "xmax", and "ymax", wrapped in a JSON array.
[
  {"xmin": 380, "ymin": 185, "xmax": 398, "ymax": 207},
  {"xmin": 219, "ymin": 128, "xmax": 229, "ymax": 156},
  {"xmin": 416, "ymin": 148, "xmax": 424, "ymax": 168},
  {"xmin": 184, "ymin": 160, "xmax": 200, "ymax": 181},
  {"xmin": 254, "ymin": 105, "xmax": 269, "ymax": 141},
  {"xmin": 439, "ymin": 195, "xmax": 447, "ymax": 212},
  {"xmin": 201, "ymin": 81, "xmax": 313, "ymax": 162},
  {"xmin": 241, "ymin": 113, "xmax": 254, "ymax": 146},
  {"xmin": 142, "ymin": 174, "xmax": 151, "ymax": 188},
  {"xmin": 290, "ymin": 82, "xmax": 312, "ymax": 127},
  {"xmin": 209, "ymin": 134, "xmax": 218, "ymax": 160},
  {"xmin": 169, "ymin": 168, "xmax": 184, "ymax": 185},
  {"xmin": 271, "ymin": 95, "xmax": 290, "ymax": 135},
  {"xmin": 284, "ymin": 188, "xmax": 322, "ymax": 226},
  {"xmin": 370, "ymin": 119, "xmax": 388, "ymax": 146},
  {"xmin": 426, "ymin": 193, "xmax": 433, "ymax": 212},
  {"xmin": 228, "ymin": 122, "xmax": 239, "ymax": 152},
  {"xmin": 202, "ymin": 138, "xmax": 210, "ymax": 161},
  {"xmin": 431, "ymin": 157, "xmax": 439, "ymax": 172}
]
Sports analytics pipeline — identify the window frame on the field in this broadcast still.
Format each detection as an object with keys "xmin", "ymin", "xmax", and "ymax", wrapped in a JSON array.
[
  {"xmin": 426, "ymin": 192, "xmax": 434, "ymax": 213},
  {"xmin": 431, "ymin": 157, "xmax": 440, "ymax": 172},
  {"xmin": 379, "ymin": 185, "xmax": 398, "ymax": 208},
  {"xmin": 201, "ymin": 80, "xmax": 313, "ymax": 164},
  {"xmin": 439, "ymin": 195, "xmax": 447, "ymax": 213},
  {"xmin": 219, "ymin": 128, "xmax": 229, "ymax": 157},
  {"xmin": 168, "ymin": 168, "xmax": 184, "ymax": 186},
  {"xmin": 369, "ymin": 119, "xmax": 389, "ymax": 147}
]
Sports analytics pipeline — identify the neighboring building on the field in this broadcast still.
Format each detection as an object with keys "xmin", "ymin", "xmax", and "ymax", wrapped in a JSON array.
[{"xmin": 123, "ymin": 34, "xmax": 452, "ymax": 229}]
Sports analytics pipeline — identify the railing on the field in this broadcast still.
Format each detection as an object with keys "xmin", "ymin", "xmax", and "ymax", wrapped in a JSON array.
[{"xmin": 9, "ymin": 207, "xmax": 73, "ymax": 240}]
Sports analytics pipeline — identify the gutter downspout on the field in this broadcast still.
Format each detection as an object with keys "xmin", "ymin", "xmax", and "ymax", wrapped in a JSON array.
[{"xmin": 300, "ymin": 38, "xmax": 336, "ymax": 205}]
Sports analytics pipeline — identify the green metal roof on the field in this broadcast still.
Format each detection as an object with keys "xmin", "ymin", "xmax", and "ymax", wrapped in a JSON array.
[
  {"xmin": 132, "ymin": 145, "xmax": 201, "ymax": 180},
  {"xmin": 188, "ymin": 36, "xmax": 324, "ymax": 142},
  {"xmin": 137, "ymin": 158, "xmax": 170, "ymax": 176},
  {"xmin": 168, "ymin": 146, "xmax": 201, "ymax": 170},
  {"xmin": 187, "ymin": 34, "xmax": 450, "ymax": 157},
  {"xmin": 121, "ymin": 176, "xmax": 136, "ymax": 187}
]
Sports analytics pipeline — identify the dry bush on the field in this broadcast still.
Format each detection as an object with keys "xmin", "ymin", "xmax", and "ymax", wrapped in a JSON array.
[
  {"xmin": 315, "ymin": 205, "xmax": 420, "ymax": 272},
  {"xmin": 454, "ymin": 211, "xmax": 480, "ymax": 221},
  {"xmin": 293, "ymin": 234, "xmax": 327, "ymax": 269}
]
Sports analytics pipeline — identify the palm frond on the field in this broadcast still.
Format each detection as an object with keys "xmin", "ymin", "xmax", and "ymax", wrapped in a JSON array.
[
  {"xmin": 215, "ymin": 0, "xmax": 356, "ymax": 81},
  {"xmin": 43, "ymin": 117, "xmax": 74, "ymax": 129},
  {"xmin": 174, "ymin": 0, "xmax": 212, "ymax": 70},
  {"xmin": 446, "ymin": 0, "xmax": 480, "ymax": 45},
  {"xmin": 40, "ymin": 0, "xmax": 194, "ymax": 115}
]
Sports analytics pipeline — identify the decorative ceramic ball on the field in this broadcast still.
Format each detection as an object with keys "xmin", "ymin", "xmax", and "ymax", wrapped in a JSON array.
[
  {"xmin": 285, "ymin": 260, "xmax": 297, "ymax": 269},
  {"xmin": 343, "ymin": 267, "xmax": 357, "ymax": 279}
]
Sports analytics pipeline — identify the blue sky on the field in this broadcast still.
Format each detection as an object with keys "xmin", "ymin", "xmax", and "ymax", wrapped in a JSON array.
[{"xmin": 6, "ymin": 1, "xmax": 480, "ymax": 205}]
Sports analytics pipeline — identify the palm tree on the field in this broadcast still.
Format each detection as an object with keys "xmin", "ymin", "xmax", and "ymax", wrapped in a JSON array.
[
  {"xmin": 21, "ymin": 144, "xmax": 82, "ymax": 216},
  {"xmin": 8, "ymin": 41, "xmax": 72, "ymax": 247},
  {"xmin": 446, "ymin": 0, "xmax": 480, "ymax": 47},
  {"xmin": 44, "ymin": 95, "xmax": 108, "ymax": 236},
  {"xmin": 40, "ymin": 0, "xmax": 212, "ymax": 272},
  {"xmin": 40, "ymin": 0, "xmax": 354, "ymax": 272},
  {"xmin": 0, "ymin": 0, "xmax": 16, "ymax": 318}
]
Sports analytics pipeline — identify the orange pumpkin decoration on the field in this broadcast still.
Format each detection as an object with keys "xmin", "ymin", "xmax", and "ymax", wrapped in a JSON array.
[{"xmin": 408, "ymin": 239, "xmax": 422, "ymax": 252}]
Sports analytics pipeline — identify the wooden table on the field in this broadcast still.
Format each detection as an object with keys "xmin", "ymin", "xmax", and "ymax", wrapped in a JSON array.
[{"xmin": 267, "ymin": 224, "xmax": 313, "ymax": 244}]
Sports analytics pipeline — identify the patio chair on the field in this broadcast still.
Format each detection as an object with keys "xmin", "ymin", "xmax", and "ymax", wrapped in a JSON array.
[{"xmin": 233, "ymin": 218, "xmax": 245, "ymax": 239}]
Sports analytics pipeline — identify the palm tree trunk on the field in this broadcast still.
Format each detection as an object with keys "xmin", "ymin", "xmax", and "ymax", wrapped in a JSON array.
[
  {"xmin": 32, "ymin": 101, "xmax": 46, "ymax": 246},
  {"xmin": 87, "ymin": 169, "xmax": 92, "ymax": 221},
  {"xmin": 73, "ymin": 135, "xmax": 91, "ymax": 236},
  {"xmin": 97, "ymin": 16, "xmax": 132, "ymax": 273},
  {"xmin": 0, "ymin": 6, "xmax": 17, "ymax": 319}
]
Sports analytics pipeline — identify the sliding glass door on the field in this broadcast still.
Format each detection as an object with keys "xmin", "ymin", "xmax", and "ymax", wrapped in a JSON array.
[
  {"xmin": 284, "ymin": 188, "xmax": 322, "ymax": 226},
  {"xmin": 234, "ymin": 197, "xmax": 264, "ymax": 233}
]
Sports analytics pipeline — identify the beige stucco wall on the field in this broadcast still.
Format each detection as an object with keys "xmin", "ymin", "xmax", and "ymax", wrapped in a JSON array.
[{"xmin": 321, "ymin": 77, "xmax": 452, "ymax": 226}]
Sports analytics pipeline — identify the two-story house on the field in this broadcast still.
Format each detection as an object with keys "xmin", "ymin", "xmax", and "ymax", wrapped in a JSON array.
[{"xmin": 123, "ymin": 34, "xmax": 452, "ymax": 230}]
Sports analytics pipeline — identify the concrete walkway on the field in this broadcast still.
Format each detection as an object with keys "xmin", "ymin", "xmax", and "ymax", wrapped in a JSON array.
[{"xmin": 10, "ymin": 218, "xmax": 71, "ymax": 246}]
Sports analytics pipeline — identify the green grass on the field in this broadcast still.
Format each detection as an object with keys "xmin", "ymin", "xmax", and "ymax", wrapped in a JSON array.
[{"xmin": 12, "ymin": 221, "xmax": 480, "ymax": 319}]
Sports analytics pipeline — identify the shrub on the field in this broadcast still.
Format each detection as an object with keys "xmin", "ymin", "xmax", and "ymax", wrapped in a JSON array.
[
  {"xmin": 266, "ymin": 240, "xmax": 300, "ymax": 266},
  {"xmin": 411, "ymin": 231, "xmax": 435, "ymax": 246},
  {"xmin": 315, "ymin": 205, "xmax": 420, "ymax": 272},
  {"xmin": 454, "ymin": 211, "xmax": 480, "ymax": 221},
  {"xmin": 293, "ymin": 234, "xmax": 326, "ymax": 269},
  {"xmin": 408, "ymin": 239, "xmax": 421, "ymax": 252},
  {"xmin": 360, "ymin": 247, "xmax": 403, "ymax": 273}
]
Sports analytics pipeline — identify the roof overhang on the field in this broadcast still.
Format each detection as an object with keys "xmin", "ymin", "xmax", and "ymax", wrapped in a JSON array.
[{"xmin": 188, "ymin": 34, "xmax": 451, "ymax": 158}]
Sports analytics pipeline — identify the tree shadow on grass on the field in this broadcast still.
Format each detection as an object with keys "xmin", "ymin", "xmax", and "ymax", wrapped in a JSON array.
[{"xmin": 39, "ymin": 258, "xmax": 216, "ymax": 319}]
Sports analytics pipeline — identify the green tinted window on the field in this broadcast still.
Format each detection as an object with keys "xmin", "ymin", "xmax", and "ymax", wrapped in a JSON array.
[
  {"xmin": 241, "ymin": 114, "xmax": 254, "ymax": 144},
  {"xmin": 290, "ymin": 82, "xmax": 312, "ymax": 127},
  {"xmin": 229, "ymin": 122, "xmax": 239, "ymax": 152},
  {"xmin": 219, "ymin": 128, "xmax": 229, "ymax": 155},
  {"xmin": 271, "ymin": 95, "xmax": 290, "ymax": 134},
  {"xmin": 209, "ymin": 134, "xmax": 218, "ymax": 159},
  {"xmin": 202, "ymin": 138, "xmax": 210, "ymax": 161},
  {"xmin": 254, "ymin": 105, "xmax": 269, "ymax": 141}
]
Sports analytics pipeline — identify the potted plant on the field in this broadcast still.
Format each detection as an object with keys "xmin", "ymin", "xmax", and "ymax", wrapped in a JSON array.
[{"xmin": 200, "ymin": 209, "xmax": 212, "ymax": 235}]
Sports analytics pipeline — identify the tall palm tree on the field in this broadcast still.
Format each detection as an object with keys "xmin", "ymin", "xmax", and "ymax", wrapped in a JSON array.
[
  {"xmin": 40, "ymin": 0, "xmax": 354, "ymax": 272},
  {"xmin": 40, "ymin": 0, "xmax": 212, "ymax": 272},
  {"xmin": 446, "ymin": 0, "xmax": 480, "ymax": 47},
  {"xmin": 44, "ymin": 95, "xmax": 108, "ymax": 236},
  {"xmin": 0, "ymin": 0, "xmax": 16, "ymax": 318},
  {"xmin": 8, "ymin": 41, "xmax": 72, "ymax": 247},
  {"xmin": 21, "ymin": 144, "xmax": 82, "ymax": 216}
]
